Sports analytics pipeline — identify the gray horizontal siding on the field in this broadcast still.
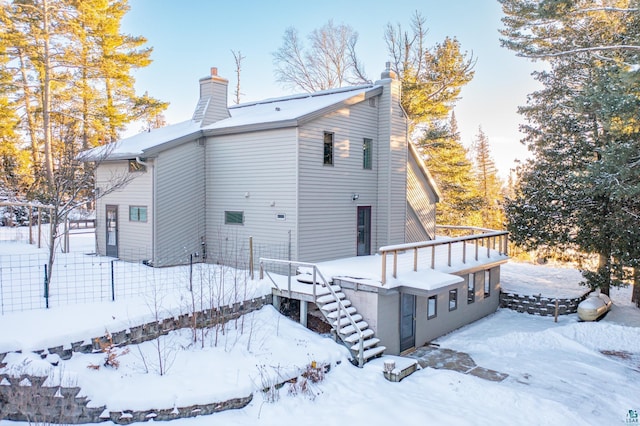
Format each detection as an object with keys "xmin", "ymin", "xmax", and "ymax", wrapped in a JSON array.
[
  {"xmin": 155, "ymin": 141, "xmax": 206, "ymax": 266},
  {"xmin": 406, "ymin": 202, "xmax": 430, "ymax": 243},
  {"xmin": 205, "ymin": 128, "xmax": 298, "ymax": 261},
  {"xmin": 95, "ymin": 161, "xmax": 153, "ymax": 262},
  {"xmin": 298, "ymin": 97, "xmax": 380, "ymax": 262},
  {"xmin": 406, "ymin": 150, "xmax": 437, "ymax": 241}
]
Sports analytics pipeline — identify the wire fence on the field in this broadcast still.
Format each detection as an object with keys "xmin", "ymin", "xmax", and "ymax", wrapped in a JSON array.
[{"xmin": 0, "ymin": 235, "xmax": 290, "ymax": 315}]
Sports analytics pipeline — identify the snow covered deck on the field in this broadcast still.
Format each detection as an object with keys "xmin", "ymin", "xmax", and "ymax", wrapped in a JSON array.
[{"xmin": 261, "ymin": 229, "xmax": 509, "ymax": 299}]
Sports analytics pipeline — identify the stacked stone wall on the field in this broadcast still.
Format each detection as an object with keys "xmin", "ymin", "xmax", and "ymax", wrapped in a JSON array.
[
  {"xmin": 0, "ymin": 295, "xmax": 272, "ymax": 424},
  {"xmin": 499, "ymin": 291, "xmax": 589, "ymax": 316}
]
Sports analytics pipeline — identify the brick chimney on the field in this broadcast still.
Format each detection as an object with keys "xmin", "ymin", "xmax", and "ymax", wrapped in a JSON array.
[{"xmin": 192, "ymin": 67, "xmax": 230, "ymax": 126}]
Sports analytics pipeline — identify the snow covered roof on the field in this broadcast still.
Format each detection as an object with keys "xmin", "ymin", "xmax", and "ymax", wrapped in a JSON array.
[
  {"xmin": 204, "ymin": 85, "xmax": 379, "ymax": 133},
  {"xmin": 81, "ymin": 85, "xmax": 381, "ymax": 161},
  {"xmin": 79, "ymin": 120, "xmax": 202, "ymax": 161}
]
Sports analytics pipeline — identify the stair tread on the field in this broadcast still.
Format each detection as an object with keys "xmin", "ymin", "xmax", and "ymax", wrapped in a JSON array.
[
  {"xmin": 320, "ymin": 300, "xmax": 352, "ymax": 312},
  {"xmin": 315, "ymin": 285, "xmax": 342, "ymax": 296},
  {"xmin": 339, "ymin": 321, "xmax": 368, "ymax": 336},
  {"xmin": 362, "ymin": 346, "xmax": 386, "ymax": 360},
  {"xmin": 317, "ymin": 292, "xmax": 345, "ymax": 304},
  {"xmin": 332, "ymin": 314, "xmax": 363, "ymax": 327},
  {"xmin": 350, "ymin": 338, "xmax": 380, "ymax": 351},
  {"xmin": 327, "ymin": 306, "xmax": 357, "ymax": 319},
  {"xmin": 344, "ymin": 329, "xmax": 374, "ymax": 343}
]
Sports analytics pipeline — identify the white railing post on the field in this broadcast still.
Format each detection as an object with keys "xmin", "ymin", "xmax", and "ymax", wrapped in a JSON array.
[
  {"xmin": 393, "ymin": 251, "xmax": 397, "ymax": 278},
  {"xmin": 381, "ymin": 251, "xmax": 387, "ymax": 285}
]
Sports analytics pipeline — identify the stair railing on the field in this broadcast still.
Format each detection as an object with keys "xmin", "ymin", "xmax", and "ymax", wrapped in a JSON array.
[{"xmin": 259, "ymin": 258, "xmax": 366, "ymax": 367}]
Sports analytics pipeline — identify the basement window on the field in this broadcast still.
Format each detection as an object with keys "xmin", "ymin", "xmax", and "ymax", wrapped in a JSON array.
[
  {"xmin": 225, "ymin": 211, "xmax": 244, "ymax": 225},
  {"xmin": 484, "ymin": 270, "xmax": 491, "ymax": 298},
  {"xmin": 467, "ymin": 273, "xmax": 475, "ymax": 304},
  {"xmin": 427, "ymin": 295, "xmax": 437, "ymax": 320},
  {"xmin": 449, "ymin": 289, "xmax": 458, "ymax": 311}
]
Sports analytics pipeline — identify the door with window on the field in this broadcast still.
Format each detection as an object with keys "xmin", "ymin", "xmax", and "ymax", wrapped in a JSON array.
[
  {"xmin": 357, "ymin": 206, "xmax": 371, "ymax": 256},
  {"xmin": 400, "ymin": 293, "xmax": 416, "ymax": 352},
  {"xmin": 106, "ymin": 205, "xmax": 118, "ymax": 258}
]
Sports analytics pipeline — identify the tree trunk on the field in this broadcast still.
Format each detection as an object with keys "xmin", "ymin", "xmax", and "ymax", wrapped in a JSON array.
[
  {"xmin": 17, "ymin": 49, "xmax": 40, "ymax": 168},
  {"xmin": 633, "ymin": 267, "xmax": 640, "ymax": 308},
  {"xmin": 42, "ymin": 0, "xmax": 55, "ymax": 185},
  {"xmin": 597, "ymin": 252, "xmax": 610, "ymax": 296}
]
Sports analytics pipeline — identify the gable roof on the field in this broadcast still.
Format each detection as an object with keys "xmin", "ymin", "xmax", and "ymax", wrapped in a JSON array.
[{"xmin": 81, "ymin": 85, "xmax": 382, "ymax": 161}]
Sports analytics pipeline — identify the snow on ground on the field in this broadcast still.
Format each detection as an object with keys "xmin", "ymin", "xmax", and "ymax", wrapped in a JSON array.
[
  {"xmin": 1, "ymin": 232, "xmax": 639, "ymax": 425},
  {"xmin": 501, "ymin": 261, "xmax": 590, "ymax": 298}
]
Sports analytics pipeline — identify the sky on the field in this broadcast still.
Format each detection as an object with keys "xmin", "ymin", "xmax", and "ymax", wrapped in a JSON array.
[{"xmin": 120, "ymin": 0, "xmax": 542, "ymax": 178}]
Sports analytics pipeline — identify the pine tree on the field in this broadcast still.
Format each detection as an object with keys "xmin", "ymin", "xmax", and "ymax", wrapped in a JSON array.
[
  {"xmin": 0, "ymin": 4, "xmax": 27, "ymax": 192},
  {"xmin": 501, "ymin": 0, "xmax": 640, "ymax": 298},
  {"xmin": 0, "ymin": 0, "xmax": 166, "ymax": 288},
  {"xmin": 418, "ymin": 113, "xmax": 482, "ymax": 226},
  {"xmin": 472, "ymin": 127, "xmax": 505, "ymax": 230},
  {"xmin": 384, "ymin": 12, "xmax": 475, "ymax": 134}
]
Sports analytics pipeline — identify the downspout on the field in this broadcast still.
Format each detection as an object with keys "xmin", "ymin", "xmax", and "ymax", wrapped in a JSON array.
[
  {"xmin": 136, "ymin": 156, "xmax": 155, "ymax": 265},
  {"xmin": 135, "ymin": 157, "xmax": 149, "ymax": 168}
]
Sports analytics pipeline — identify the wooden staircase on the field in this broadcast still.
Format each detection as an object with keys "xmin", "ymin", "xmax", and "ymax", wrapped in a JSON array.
[
  {"xmin": 300, "ymin": 276, "xmax": 386, "ymax": 367},
  {"xmin": 260, "ymin": 258, "xmax": 385, "ymax": 367}
]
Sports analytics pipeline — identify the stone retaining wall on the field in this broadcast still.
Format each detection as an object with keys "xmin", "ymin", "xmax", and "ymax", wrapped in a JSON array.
[
  {"xmin": 499, "ymin": 291, "xmax": 590, "ymax": 316},
  {"xmin": 0, "ymin": 295, "xmax": 272, "ymax": 424}
]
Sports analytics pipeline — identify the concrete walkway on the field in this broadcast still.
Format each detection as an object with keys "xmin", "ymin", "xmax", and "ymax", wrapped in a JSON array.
[{"xmin": 405, "ymin": 345, "xmax": 509, "ymax": 382}]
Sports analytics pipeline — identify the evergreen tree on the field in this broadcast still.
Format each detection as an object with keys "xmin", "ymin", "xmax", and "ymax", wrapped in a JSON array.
[
  {"xmin": 0, "ymin": 0, "xmax": 166, "ymax": 287},
  {"xmin": 472, "ymin": 127, "xmax": 505, "ymax": 230},
  {"xmin": 2, "ymin": 0, "xmax": 167, "ymax": 189},
  {"xmin": 501, "ymin": 0, "xmax": 640, "ymax": 298},
  {"xmin": 0, "ymin": 4, "xmax": 27, "ymax": 192},
  {"xmin": 384, "ymin": 11, "xmax": 475, "ymax": 134},
  {"xmin": 419, "ymin": 113, "xmax": 482, "ymax": 226}
]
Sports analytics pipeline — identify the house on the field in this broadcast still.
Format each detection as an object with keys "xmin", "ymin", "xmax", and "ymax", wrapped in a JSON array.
[
  {"xmin": 86, "ymin": 65, "xmax": 439, "ymax": 267},
  {"xmin": 85, "ymin": 65, "xmax": 508, "ymax": 363}
]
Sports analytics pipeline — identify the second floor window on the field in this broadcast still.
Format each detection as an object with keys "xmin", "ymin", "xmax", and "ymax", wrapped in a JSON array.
[
  {"xmin": 323, "ymin": 132, "xmax": 334, "ymax": 165},
  {"xmin": 363, "ymin": 138, "xmax": 372, "ymax": 169}
]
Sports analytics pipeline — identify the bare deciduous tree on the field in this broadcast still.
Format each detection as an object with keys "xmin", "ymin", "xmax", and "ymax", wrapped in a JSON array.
[
  {"xmin": 231, "ymin": 50, "xmax": 245, "ymax": 105},
  {"xmin": 273, "ymin": 20, "xmax": 370, "ymax": 93}
]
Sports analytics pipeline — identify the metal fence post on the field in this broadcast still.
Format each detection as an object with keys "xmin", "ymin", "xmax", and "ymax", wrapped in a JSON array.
[
  {"xmin": 44, "ymin": 264, "xmax": 49, "ymax": 309},
  {"xmin": 249, "ymin": 236, "xmax": 254, "ymax": 280},
  {"xmin": 189, "ymin": 254, "xmax": 193, "ymax": 292},
  {"xmin": 111, "ymin": 260, "xmax": 115, "ymax": 301}
]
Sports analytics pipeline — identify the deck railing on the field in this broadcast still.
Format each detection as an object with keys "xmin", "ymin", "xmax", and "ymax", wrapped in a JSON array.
[{"xmin": 378, "ymin": 226, "xmax": 509, "ymax": 285}]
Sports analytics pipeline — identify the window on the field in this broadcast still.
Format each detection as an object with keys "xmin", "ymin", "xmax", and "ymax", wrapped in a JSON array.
[
  {"xmin": 467, "ymin": 273, "xmax": 475, "ymax": 304},
  {"xmin": 225, "ymin": 211, "xmax": 244, "ymax": 225},
  {"xmin": 427, "ymin": 295, "xmax": 437, "ymax": 319},
  {"xmin": 128, "ymin": 159, "xmax": 146, "ymax": 172},
  {"xmin": 323, "ymin": 132, "xmax": 334, "ymax": 165},
  {"xmin": 363, "ymin": 138, "xmax": 372, "ymax": 170},
  {"xmin": 129, "ymin": 206, "xmax": 147, "ymax": 222},
  {"xmin": 449, "ymin": 289, "xmax": 458, "ymax": 311},
  {"xmin": 484, "ymin": 270, "xmax": 491, "ymax": 298}
]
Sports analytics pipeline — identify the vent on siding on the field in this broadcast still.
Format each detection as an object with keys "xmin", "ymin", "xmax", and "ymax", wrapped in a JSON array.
[{"xmin": 369, "ymin": 98, "xmax": 377, "ymax": 107}]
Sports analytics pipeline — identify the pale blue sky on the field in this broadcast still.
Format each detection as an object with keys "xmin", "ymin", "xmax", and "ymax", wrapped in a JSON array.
[{"xmin": 121, "ymin": 0, "xmax": 540, "ymax": 176}]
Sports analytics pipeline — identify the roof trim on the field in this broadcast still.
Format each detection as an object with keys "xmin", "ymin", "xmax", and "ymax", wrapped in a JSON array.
[{"xmin": 142, "ymin": 131, "xmax": 204, "ymax": 157}]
